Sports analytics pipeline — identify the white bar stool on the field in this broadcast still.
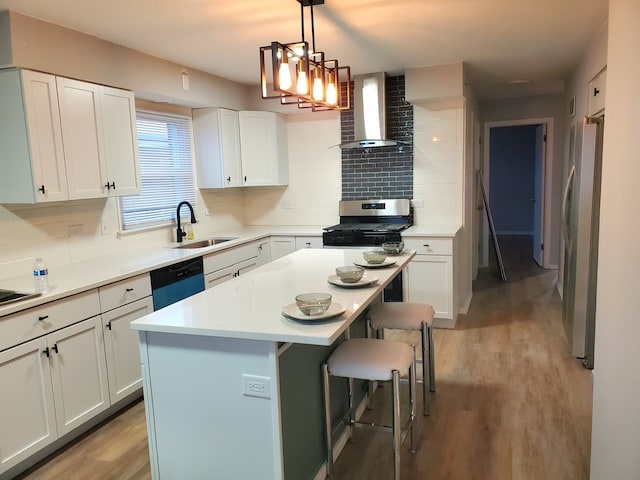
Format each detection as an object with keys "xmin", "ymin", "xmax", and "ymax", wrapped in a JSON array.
[
  {"xmin": 368, "ymin": 302, "xmax": 436, "ymax": 416},
  {"xmin": 321, "ymin": 338, "xmax": 417, "ymax": 480}
]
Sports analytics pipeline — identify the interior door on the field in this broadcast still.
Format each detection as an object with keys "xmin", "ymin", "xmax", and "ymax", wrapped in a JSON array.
[{"xmin": 532, "ymin": 124, "xmax": 546, "ymax": 266}]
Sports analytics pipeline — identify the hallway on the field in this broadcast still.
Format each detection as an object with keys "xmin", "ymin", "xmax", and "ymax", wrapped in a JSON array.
[{"xmin": 15, "ymin": 253, "xmax": 593, "ymax": 480}]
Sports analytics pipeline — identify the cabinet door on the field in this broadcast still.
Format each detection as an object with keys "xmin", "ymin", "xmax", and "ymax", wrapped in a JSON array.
[
  {"xmin": 239, "ymin": 111, "xmax": 288, "ymax": 186},
  {"xmin": 21, "ymin": 70, "xmax": 69, "ymax": 202},
  {"xmin": 193, "ymin": 108, "xmax": 243, "ymax": 188},
  {"xmin": 48, "ymin": 316, "xmax": 110, "ymax": 436},
  {"xmin": 101, "ymin": 86, "xmax": 141, "ymax": 196},
  {"xmin": 270, "ymin": 236, "xmax": 295, "ymax": 261},
  {"xmin": 407, "ymin": 255, "xmax": 453, "ymax": 320},
  {"xmin": 102, "ymin": 297, "xmax": 152, "ymax": 403},
  {"xmin": 219, "ymin": 109, "xmax": 243, "ymax": 187},
  {"xmin": 0, "ymin": 338, "xmax": 57, "ymax": 474},
  {"xmin": 56, "ymin": 77, "xmax": 108, "ymax": 200},
  {"xmin": 587, "ymin": 68, "xmax": 606, "ymax": 117}
]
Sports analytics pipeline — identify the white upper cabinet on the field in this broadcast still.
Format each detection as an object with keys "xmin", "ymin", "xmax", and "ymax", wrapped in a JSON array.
[
  {"xmin": 193, "ymin": 107, "xmax": 243, "ymax": 188},
  {"xmin": 56, "ymin": 76, "xmax": 108, "ymax": 199},
  {"xmin": 100, "ymin": 86, "xmax": 141, "ymax": 196},
  {"xmin": 0, "ymin": 69, "xmax": 68, "ymax": 203},
  {"xmin": 0, "ymin": 69, "xmax": 140, "ymax": 203},
  {"xmin": 239, "ymin": 111, "xmax": 288, "ymax": 187},
  {"xmin": 194, "ymin": 109, "xmax": 288, "ymax": 189},
  {"xmin": 587, "ymin": 68, "xmax": 606, "ymax": 117}
]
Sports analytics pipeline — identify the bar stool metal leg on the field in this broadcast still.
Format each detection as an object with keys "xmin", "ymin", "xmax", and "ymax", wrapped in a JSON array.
[
  {"xmin": 420, "ymin": 322, "xmax": 430, "ymax": 415},
  {"xmin": 392, "ymin": 370, "xmax": 401, "ymax": 480},
  {"xmin": 428, "ymin": 323, "xmax": 436, "ymax": 392},
  {"xmin": 409, "ymin": 345, "xmax": 417, "ymax": 453},
  {"xmin": 322, "ymin": 363, "xmax": 334, "ymax": 477}
]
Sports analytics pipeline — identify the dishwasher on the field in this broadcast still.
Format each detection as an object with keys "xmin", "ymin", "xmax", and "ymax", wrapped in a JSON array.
[{"xmin": 150, "ymin": 257, "xmax": 205, "ymax": 310}]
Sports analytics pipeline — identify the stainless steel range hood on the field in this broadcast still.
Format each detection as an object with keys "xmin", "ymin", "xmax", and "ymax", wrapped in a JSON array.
[{"xmin": 340, "ymin": 72, "xmax": 406, "ymax": 149}]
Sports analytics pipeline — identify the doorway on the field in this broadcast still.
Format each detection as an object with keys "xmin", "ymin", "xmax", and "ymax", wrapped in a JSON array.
[{"xmin": 481, "ymin": 118, "xmax": 554, "ymax": 271}]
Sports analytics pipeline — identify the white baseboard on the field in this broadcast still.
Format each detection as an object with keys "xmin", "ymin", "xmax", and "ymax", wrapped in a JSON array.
[{"xmin": 434, "ymin": 317, "xmax": 456, "ymax": 329}]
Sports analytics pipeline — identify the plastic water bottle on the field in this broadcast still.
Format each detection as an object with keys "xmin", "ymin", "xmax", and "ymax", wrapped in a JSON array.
[{"xmin": 33, "ymin": 257, "xmax": 50, "ymax": 294}]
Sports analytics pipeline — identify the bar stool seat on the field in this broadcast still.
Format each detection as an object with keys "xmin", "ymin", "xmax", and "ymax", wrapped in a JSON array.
[
  {"xmin": 322, "ymin": 338, "xmax": 417, "ymax": 480},
  {"xmin": 369, "ymin": 302, "xmax": 436, "ymax": 416}
]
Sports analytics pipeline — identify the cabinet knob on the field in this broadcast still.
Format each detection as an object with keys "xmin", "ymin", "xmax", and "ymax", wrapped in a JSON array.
[
  {"xmin": 104, "ymin": 181, "xmax": 116, "ymax": 190},
  {"xmin": 244, "ymin": 176, "xmax": 247, "ymax": 182},
  {"xmin": 306, "ymin": 242, "xmax": 311, "ymax": 247},
  {"xmin": 227, "ymin": 177, "xmax": 231, "ymax": 183},
  {"xmin": 593, "ymin": 87, "xmax": 600, "ymax": 97},
  {"xmin": 106, "ymin": 321, "xmax": 112, "ymax": 331},
  {"xmin": 52, "ymin": 344, "xmax": 59, "ymax": 354},
  {"xmin": 125, "ymin": 288, "xmax": 134, "ymax": 292},
  {"xmin": 38, "ymin": 315, "xmax": 49, "ymax": 321},
  {"xmin": 38, "ymin": 185, "xmax": 46, "ymax": 194},
  {"xmin": 423, "ymin": 244, "xmax": 430, "ymax": 248},
  {"xmin": 43, "ymin": 347, "xmax": 50, "ymax": 358}
]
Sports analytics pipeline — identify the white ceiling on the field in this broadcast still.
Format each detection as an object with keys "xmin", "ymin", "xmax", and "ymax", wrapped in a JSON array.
[{"xmin": 0, "ymin": 0, "xmax": 608, "ymax": 100}]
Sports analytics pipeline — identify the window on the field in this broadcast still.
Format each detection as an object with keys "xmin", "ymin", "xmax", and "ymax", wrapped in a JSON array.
[{"xmin": 119, "ymin": 111, "xmax": 195, "ymax": 231}]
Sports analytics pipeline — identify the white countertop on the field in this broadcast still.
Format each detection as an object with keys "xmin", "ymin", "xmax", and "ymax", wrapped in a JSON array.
[
  {"xmin": 131, "ymin": 248, "xmax": 414, "ymax": 346},
  {"xmin": 0, "ymin": 222, "xmax": 454, "ymax": 318}
]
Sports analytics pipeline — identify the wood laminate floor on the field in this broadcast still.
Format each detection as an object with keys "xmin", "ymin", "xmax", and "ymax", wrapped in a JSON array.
[{"xmin": 15, "ymin": 237, "xmax": 593, "ymax": 480}]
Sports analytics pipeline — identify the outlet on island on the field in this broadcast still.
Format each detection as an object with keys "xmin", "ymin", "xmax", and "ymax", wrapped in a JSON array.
[{"xmin": 242, "ymin": 374, "xmax": 272, "ymax": 399}]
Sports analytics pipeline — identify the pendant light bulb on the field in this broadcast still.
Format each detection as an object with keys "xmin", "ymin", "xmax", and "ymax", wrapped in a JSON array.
[
  {"xmin": 326, "ymin": 71, "xmax": 338, "ymax": 105},
  {"xmin": 279, "ymin": 55, "xmax": 292, "ymax": 90},
  {"xmin": 296, "ymin": 58, "xmax": 308, "ymax": 95},
  {"xmin": 312, "ymin": 67, "xmax": 324, "ymax": 101}
]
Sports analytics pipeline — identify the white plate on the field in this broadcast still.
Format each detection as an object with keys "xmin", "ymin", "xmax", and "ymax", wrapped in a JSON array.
[
  {"xmin": 353, "ymin": 258, "xmax": 397, "ymax": 268},
  {"xmin": 282, "ymin": 302, "xmax": 347, "ymax": 321},
  {"xmin": 327, "ymin": 274, "xmax": 379, "ymax": 288}
]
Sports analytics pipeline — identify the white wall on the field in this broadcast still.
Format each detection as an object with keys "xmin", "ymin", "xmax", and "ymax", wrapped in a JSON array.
[
  {"xmin": 243, "ymin": 112, "xmax": 342, "ymax": 226},
  {"xmin": 590, "ymin": 0, "xmax": 640, "ymax": 477}
]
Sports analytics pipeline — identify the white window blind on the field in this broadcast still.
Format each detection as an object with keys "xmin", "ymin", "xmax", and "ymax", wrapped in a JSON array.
[{"xmin": 120, "ymin": 111, "xmax": 195, "ymax": 231}]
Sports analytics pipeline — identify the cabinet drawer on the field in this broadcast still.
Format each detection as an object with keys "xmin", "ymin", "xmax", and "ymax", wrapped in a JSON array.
[
  {"xmin": 295, "ymin": 236, "xmax": 323, "ymax": 250},
  {"xmin": 99, "ymin": 274, "xmax": 151, "ymax": 312},
  {"xmin": 203, "ymin": 242, "xmax": 258, "ymax": 274},
  {"xmin": 404, "ymin": 237, "xmax": 453, "ymax": 256},
  {"xmin": 0, "ymin": 289, "xmax": 100, "ymax": 352}
]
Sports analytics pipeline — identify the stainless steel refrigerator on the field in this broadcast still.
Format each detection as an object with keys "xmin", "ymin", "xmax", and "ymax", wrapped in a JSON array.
[{"xmin": 562, "ymin": 115, "xmax": 604, "ymax": 369}]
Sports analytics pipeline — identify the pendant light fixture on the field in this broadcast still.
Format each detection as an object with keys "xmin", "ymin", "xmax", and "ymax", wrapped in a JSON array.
[{"xmin": 259, "ymin": 0, "xmax": 351, "ymax": 111}]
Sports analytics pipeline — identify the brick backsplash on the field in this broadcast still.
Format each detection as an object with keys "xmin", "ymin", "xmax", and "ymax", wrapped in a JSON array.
[{"xmin": 341, "ymin": 75, "xmax": 413, "ymax": 200}]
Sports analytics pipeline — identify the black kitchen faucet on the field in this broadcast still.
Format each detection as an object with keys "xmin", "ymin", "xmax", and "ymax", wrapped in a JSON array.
[{"xmin": 176, "ymin": 201, "xmax": 196, "ymax": 242}]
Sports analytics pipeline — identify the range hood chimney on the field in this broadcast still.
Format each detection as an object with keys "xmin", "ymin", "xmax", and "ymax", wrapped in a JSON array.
[{"xmin": 340, "ymin": 72, "xmax": 406, "ymax": 149}]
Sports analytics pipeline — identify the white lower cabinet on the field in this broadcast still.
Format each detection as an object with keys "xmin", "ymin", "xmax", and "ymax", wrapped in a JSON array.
[
  {"xmin": 294, "ymin": 236, "xmax": 323, "ymax": 250},
  {"xmin": 102, "ymin": 297, "xmax": 153, "ymax": 403},
  {"xmin": 271, "ymin": 235, "xmax": 322, "ymax": 261},
  {"xmin": 0, "ymin": 315, "xmax": 110, "ymax": 475},
  {"xmin": 256, "ymin": 237, "xmax": 271, "ymax": 267},
  {"xmin": 270, "ymin": 236, "xmax": 295, "ymax": 261},
  {"xmin": 0, "ymin": 337, "xmax": 57, "ymax": 473},
  {"xmin": 204, "ymin": 241, "xmax": 260, "ymax": 289},
  {"xmin": 405, "ymin": 235, "xmax": 458, "ymax": 328},
  {"xmin": 47, "ymin": 316, "xmax": 110, "ymax": 436}
]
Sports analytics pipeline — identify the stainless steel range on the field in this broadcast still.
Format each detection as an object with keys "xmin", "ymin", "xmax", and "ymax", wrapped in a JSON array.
[
  {"xmin": 323, "ymin": 199, "xmax": 412, "ymax": 302},
  {"xmin": 323, "ymin": 199, "xmax": 412, "ymax": 247}
]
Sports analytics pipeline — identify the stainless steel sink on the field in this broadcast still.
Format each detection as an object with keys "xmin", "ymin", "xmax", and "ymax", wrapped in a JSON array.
[
  {"xmin": 0, "ymin": 288, "xmax": 41, "ymax": 306},
  {"xmin": 173, "ymin": 237, "xmax": 238, "ymax": 249}
]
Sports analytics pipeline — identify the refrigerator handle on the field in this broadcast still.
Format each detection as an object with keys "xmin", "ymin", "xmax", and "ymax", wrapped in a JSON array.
[{"xmin": 562, "ymin": 165, "xmax": 576, "ymax": 250}]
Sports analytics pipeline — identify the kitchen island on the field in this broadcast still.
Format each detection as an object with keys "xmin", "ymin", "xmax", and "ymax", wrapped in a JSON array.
[{"xmin": 131, "ymin": 248, "xmax": 414, "ymax": 480}]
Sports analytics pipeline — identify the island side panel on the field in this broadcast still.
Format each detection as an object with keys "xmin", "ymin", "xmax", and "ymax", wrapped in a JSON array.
[{"xmin": 140, "ymin": 331, "xmax": 282, "ymax": 480}]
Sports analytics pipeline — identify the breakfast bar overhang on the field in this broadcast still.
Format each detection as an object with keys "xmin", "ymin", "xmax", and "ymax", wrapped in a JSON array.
[{"xmin": 131, "ymin": 248, "xmax": 415, "ymax": 480}]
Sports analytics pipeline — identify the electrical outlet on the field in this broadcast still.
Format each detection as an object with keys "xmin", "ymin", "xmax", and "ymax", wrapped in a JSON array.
[{"xmin": 242, "ymin": 374, "xmax": 271, "ymax": 399}]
